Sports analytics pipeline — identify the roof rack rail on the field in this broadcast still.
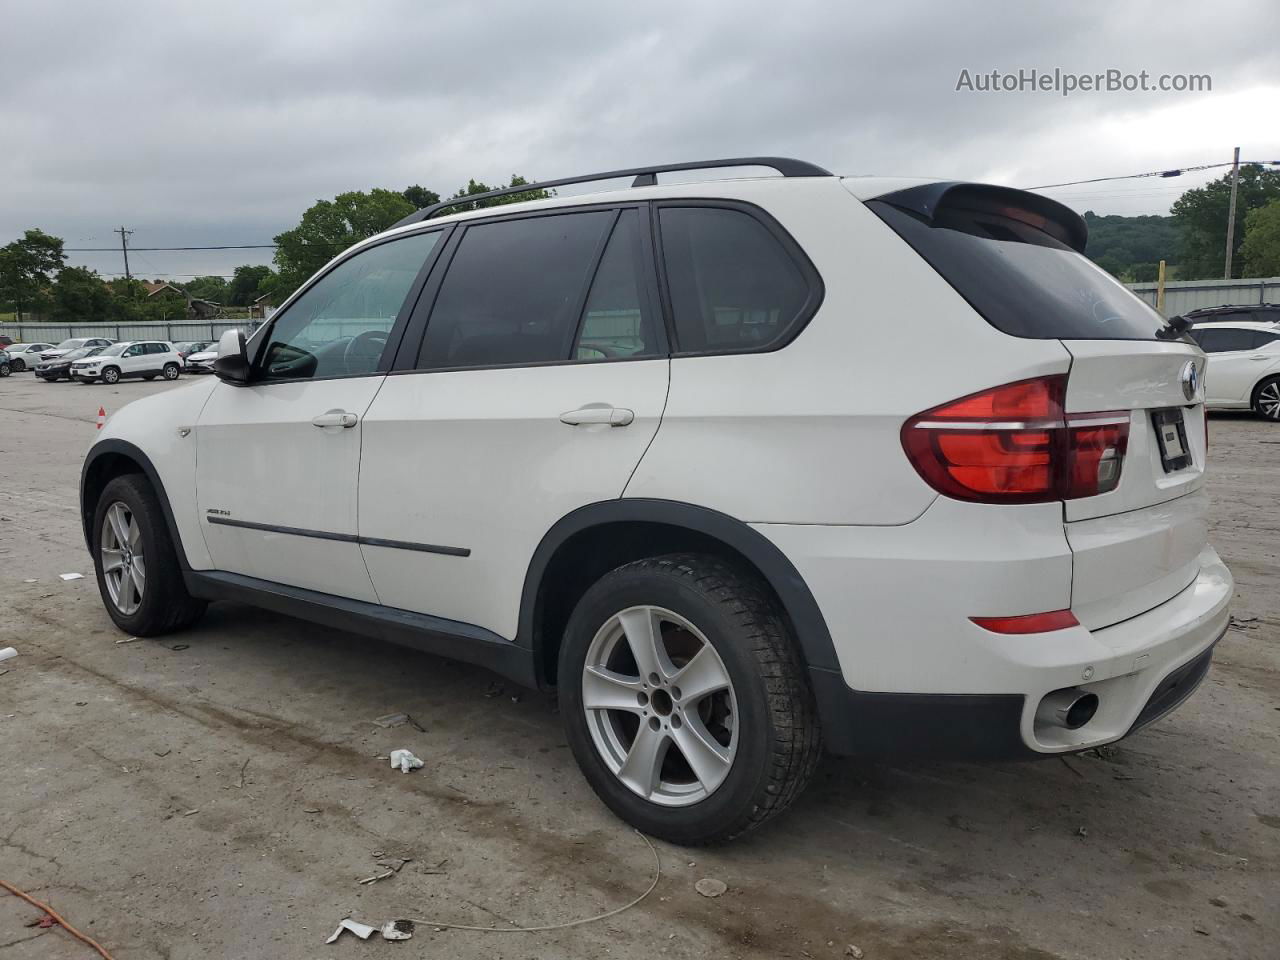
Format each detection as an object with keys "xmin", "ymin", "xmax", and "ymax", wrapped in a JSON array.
[{"xmin": 390, "ymin": 157, "xmax": 833, "ymax": 228}]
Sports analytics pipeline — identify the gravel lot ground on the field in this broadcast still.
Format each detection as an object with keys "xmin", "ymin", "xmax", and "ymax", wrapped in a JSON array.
[{"xmin": 1, "ymin": 372, "xmax": 1277, "ymax": 960}]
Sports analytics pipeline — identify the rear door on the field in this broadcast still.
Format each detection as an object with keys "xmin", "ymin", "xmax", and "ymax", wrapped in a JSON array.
[
  {"xmin": 358, "ymin": 205, "xmax": 669, "ymax": 640},
  {"xmin": 195, "ymin": 229, "xmax": 444, "ymax": 601},
  {"xmin": 1196, "ymin": 326, "xmax": 1264, "ymax": 402}
]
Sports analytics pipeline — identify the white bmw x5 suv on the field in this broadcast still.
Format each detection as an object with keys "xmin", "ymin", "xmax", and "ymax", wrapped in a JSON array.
[{"xmin": 81, "ymin": 157, "xmax": 1231, "ymax": 844}]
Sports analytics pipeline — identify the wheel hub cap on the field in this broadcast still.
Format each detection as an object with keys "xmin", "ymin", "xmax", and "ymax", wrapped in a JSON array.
[
  {"xmin": 101, "ymin": 501, "xmax": 145, "ymax": 615},
  {"xmin": 581, "ymin": 605, "xmax": 737, "ymax": 807}
]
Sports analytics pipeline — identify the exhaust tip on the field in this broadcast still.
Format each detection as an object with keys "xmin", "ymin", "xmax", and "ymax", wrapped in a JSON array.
[{"xmin": 1036, "ymin": 688, "xmax": 1100, "ymax": 730}]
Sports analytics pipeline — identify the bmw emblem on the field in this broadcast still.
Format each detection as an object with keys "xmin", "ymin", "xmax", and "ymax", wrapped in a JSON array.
[{"xmin": 1180, "ymin": 360, "xmax": 1200, "ymax": 401}]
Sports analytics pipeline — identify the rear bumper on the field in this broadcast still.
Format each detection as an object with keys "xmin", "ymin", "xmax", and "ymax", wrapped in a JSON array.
[{"xmin": 756, "ymin": 501, "xmax": 1232, "ymax": 757}]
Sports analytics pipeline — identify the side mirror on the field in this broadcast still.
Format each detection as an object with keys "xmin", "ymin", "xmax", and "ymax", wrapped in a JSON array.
[{"xmin": 213, "ymin": 329, "xmax": 251, "ymax": 384}]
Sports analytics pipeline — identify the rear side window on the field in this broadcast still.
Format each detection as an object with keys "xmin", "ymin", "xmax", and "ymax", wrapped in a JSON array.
[
  {"xmin": 1256, "ymin": 331, "xmax": 1280, "ymax": 348},
  {"xmin": 870, "ymin": 200, "xmax": 1169, "ymax": 341},
  {"xmin": 418, "ymin": 211, "xmax": 613, "ymax": 369},
  {"xmin": 1194, "ymin": 327, "xmax": 1255, "ymax": 352},
  {"xmin": 659, "ymin": 206, "xmax": 812, "ymax": 353}
]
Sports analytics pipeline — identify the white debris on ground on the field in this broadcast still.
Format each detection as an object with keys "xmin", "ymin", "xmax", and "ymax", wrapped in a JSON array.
[{"xmin": 389, "ymin": 748, "xmax": 424, "ymax": 773}]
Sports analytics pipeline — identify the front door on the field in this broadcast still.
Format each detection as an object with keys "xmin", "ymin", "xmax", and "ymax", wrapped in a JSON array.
[
  {"xmin": 358, "ymin": 206, "xmax": 670, "ymax": 639},
  {"xmin": 195, "ymin": 229, "xmax": 443, "ymax": 601}
]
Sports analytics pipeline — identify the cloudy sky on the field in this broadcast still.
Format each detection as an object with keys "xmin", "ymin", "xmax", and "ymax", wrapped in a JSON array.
[{"xmin": 2, "ymin": 0, "xmax": 1277, "ymax": 280}]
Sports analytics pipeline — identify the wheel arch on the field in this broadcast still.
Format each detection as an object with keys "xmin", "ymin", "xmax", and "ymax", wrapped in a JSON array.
[
  {"xmin": 519, "ymin": 499, "xmax": 838, "ymax": 689},
  {"xmin": 1251, "ymin": 372, "xmax": 1280, "ymax": 418},
  {"xmin": 81, "ymin": 439, "xmax": 190, "ymax": 569}
]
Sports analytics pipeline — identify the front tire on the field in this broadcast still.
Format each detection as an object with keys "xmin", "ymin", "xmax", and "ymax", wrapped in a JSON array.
[
  {"xmin": 102, "ymin": 366, "xmax": 120, "ymax": 384},
  {"xmin": 0, "ymin": 363, "xmax": 9, "ymax": 377},
  {"xmin": 92, "ymin": 474, "xmax": 206, "ymax": 636},
  {"xmin": 1253, "ymin": 376, "xmax": 1280, "ymax": 421},
  {"xmin": 559, "ymin": 554, "xmax": 821, "ymax": 845}
]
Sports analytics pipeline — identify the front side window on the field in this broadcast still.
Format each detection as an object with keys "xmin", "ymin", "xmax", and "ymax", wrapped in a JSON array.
[
  {"xmin": 417, "ymin": 211, "xmax": 614, "ymax": 369},
  {"xmin": 574, "ymin": 210, "xmax": 660, "ymax": 360},
  {"xmin": 257, "ymin": 231, "xmax": 440, "ymax": 380},
  {"xmin": 659, "ymin": 206, "xmax": 811, "ymax": 353}
]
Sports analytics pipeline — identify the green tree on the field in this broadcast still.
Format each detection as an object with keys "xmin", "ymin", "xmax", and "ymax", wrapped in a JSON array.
[
  {"xmin": 0, "ymin": 228, "xmax": 65, "ymax": 320},
  {"xmin": 403, "ymin": 184, "xmax": 441, "ymax": 209},
  {"xmin": 228, "ymin": 264, "xmax": 277, "ymax": 306},
  {"xmin": 184, "ymin": 275, "xmax": 230, "ymax": 303},
  {"xmin": 50, "ymin": 266, "xmax": 111, "ymax": 321},
  {"xmin": 1240, "ymin": 199, "xmax": 1280, "ymax": 278},
  {"xmin": 445, "ymin": 175, "xmax": 550, "ymax": 213},
  {"xmin": 1171, "ymin": 165, "xmax": 1280, "ymax": 279},
  {"xmin": 272, "ymin": 188, "xmax": 416, "ymax": 298}
]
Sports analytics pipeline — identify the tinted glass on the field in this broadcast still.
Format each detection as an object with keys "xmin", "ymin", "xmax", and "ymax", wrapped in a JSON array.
[
  {"xmin": 99, "ymin": 343, "xmax": 127, "ymax": 357},
  {"xmin": 659, "ymin": 206, "xmax": 809, "ymax": 352},
  {"xmin": 1253, "ymin": 331, "xmax": 1280, "ymax": 348},
  {"xmin": 145, "ymin": 343, "xmax": 166, "ymax": 355},
  {"xmin": 418, "ymin": 211, "xmax": 612, "ymax": 368},
  {"xmin": 871, "ymin": 200, "xmax": 1169, "ymax": 340},
  {"xmin": 258, "ymin": 231, "xmax": 439, "ymax": 379},
  {"xmin": 574, "ymin": 211, "xmax": 659, "ymax": 360},
  {"xmin": 1195, "ymin": 328, "xmax": 1255, "ymax": 352}
]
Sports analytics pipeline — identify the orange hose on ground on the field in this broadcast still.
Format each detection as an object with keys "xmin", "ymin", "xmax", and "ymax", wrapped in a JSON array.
[{"xmin": 1, "ymin": 877, "xmax": 116, "ymax": 960}]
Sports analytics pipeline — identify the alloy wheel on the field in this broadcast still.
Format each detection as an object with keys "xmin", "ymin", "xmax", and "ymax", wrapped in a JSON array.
[
  {"xmin": 101, "ymin": 501, "xmax": 145, "ymax": 615},
  {"xmin": 581, "ymin": 605, "xmax": 738, "ymax": 807},
  {"xmin": 1259, "ymin": 381, "xmax": 1280, "ymax": 420},
  {"xmin": 104, "ymin": 368, "xmax": 119, "ymax": 384}
]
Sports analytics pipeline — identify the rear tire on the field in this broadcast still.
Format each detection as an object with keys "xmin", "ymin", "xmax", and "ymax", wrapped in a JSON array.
[
  {"xmin": 1253, "ymin": 376, "xmax": 1280, "ymax": 421},
  {"xmin": 92, "ymin": 474, "xmax": 206, "ymax": 636},
  {"xmin": 162, "ymin": 363, "xmax": 180, "ymax": 380},
  {"xmin": 559, "ymin": 553, "xmax": 821, "ymax": 845},
  {"xmin": 11, "ymin": 359, "xmax": 25, "ymax": 372}
]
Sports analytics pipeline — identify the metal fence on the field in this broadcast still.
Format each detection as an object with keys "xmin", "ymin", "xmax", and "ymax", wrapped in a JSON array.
[
  {"xmin": 0, "ymin": 319, "xmax": 264, "ymax": 344},
  {"xmin": 1125, "ymin": 277, "xmax": 1280, "ymax": 316}
]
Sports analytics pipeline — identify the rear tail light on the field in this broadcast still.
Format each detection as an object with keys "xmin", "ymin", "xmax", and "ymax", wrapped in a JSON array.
[{"xmin": 902, "ymin": 375, "xmax": 1129, "ymax": 504}]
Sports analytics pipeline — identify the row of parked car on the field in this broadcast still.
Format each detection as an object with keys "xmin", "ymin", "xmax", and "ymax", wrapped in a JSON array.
[{"xmin": 0, "ymin": 337, "xmax": 219, "ymax": 383}]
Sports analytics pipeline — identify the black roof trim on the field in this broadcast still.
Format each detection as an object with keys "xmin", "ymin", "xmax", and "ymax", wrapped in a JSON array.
[
  {"xmin": 390, "ymin": 157, "xmax": 833, "ymax": 229},
  {"xmin": 872, "ymin": 181, "xmax": 1089, "ymax": 254}
]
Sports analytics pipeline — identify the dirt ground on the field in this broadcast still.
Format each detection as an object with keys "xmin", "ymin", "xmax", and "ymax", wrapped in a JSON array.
[{"xmin": 1, "ymin": 372, "xmax": 1276, "ymax": 960}]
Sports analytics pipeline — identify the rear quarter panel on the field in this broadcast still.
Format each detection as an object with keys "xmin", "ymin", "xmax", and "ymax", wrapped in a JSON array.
[{"xmin": 625, "ymin": 179, "xmax": 1073, "ymax": 524}]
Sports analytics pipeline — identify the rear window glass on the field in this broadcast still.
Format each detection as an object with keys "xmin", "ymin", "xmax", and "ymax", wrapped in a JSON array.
[{"xmin": 869, "ymin": 200, "xmax": 1168, "ymax": 341}]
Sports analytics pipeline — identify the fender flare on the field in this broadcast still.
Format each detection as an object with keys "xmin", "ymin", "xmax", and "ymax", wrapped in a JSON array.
[
  {"xmin": 81, "ymin": 438, "xmax": 191, "ymax": 569},
  {"xmin": 517, "ymin": 499, "xmax": 840, "ymax": 678}
]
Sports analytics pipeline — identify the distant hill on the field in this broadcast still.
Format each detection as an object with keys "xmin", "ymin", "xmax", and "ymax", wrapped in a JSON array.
[{"xmin": 1082, "ymin": 211, "xmax": 1183, "ymax": 282}]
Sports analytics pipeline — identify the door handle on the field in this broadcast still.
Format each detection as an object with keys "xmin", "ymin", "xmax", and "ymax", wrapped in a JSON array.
[
  {"xmin": 312, "ymin": 410, "xmax": 358, "ymax": 428},
  {"xmin": 559, "ymin": 404, "xmax": 635, "ymax": 427}
]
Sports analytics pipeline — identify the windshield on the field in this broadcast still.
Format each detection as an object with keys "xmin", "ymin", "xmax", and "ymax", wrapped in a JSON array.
[
  {"xmin": 97, "ymin": 343, "xmax": 128, "ymax": 357},
  {"xmin": 869, "ymin": 200, "xmax": 1168, "ymax": 341},
  {"xmin": 65, "ymin": 346, "xmax": 105, "ymax": 361},
  {"xmin": 54, "ymin": 338, "xmax": 87, "ymax": 350}
]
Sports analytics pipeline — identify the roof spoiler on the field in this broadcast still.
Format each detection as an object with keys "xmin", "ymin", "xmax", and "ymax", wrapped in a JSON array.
[{"xmin": 871, "ymin": 181, "xmax": 1088, "ymax": 254}]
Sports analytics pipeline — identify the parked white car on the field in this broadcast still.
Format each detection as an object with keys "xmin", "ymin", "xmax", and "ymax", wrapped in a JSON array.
[
  {"xmin": 71, "ymin": 341, "xmax": 183, "ymax": 384},
  {"xmin": 80, "ymin": 158, "xmax": 1231, "ymax": 844},
  {"xmin": 183, "ymin": 347, "xmax": 218, "ymax": 373},
  {"xmin": 1188, "ymin": 321, "xmax": 1280, "ymax": 420},
  {"xmin": 4, "ymin": 343, "xmax": 56, "ymax": 372}
]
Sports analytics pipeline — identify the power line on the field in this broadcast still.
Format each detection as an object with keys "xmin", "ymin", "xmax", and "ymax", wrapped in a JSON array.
[
  {"xmin": 1028, "ymin": 159, "xmax": 1278, "ymax": 191},
  {"xmin": 63, "ymin": 243, "xmax": 278, "ymax": 251}
]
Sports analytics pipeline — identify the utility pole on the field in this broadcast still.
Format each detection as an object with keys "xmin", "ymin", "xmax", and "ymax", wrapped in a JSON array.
[
  {"xmin": 1223, "ymin": 147, "xmax": 1240, "ymax": 279},
  {"xmin": 114, "ymin": 226, "xmax": 133, "ymax": 282}
]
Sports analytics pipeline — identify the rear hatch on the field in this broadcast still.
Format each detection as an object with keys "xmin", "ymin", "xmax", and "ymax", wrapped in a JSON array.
[{"xmin": 868, "ymin": 183, "xmax": 1208, "ymax": 630}]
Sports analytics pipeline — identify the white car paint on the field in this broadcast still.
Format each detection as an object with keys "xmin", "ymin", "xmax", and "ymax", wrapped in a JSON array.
[
  {"xmin": 86, "ymin": 168, "xmax": 1232, "ymax": 760},
  {"xmin": 5, "ymin": 343, "xmax": 56, "ymax": 371},
  {"xmin": 1190, "ymin": 321, "xmax": 1280, "ymax": 414},
  {"xmin": 71, "ymin": 341, "xmax": 184, "ymax": 383}
]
